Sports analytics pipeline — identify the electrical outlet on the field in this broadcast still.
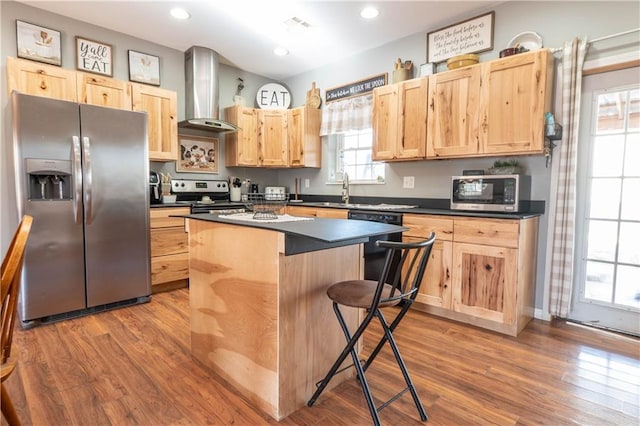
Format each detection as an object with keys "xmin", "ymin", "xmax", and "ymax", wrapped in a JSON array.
[
  {"xmin": 304, "ymin": 178, "xmax": 310, "ymax": 188},
  {"xmin": 403, "ymin": 176, "xmax": 415, "ymax": 189}
]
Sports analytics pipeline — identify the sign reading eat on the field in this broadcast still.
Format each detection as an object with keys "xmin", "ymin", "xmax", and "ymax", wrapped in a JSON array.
[{"xmin": 256, "ymin": 83, "xmax": 291, "ymax": 110}]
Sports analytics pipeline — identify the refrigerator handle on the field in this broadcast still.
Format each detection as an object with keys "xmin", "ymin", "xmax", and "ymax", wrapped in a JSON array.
[
  {"xmin": 82, "ymin": 136, "xmax": 94, "ymax": 225},
  {"xmin": 72, "ymin": 136, "xmax": 83, "ymax": 224}
]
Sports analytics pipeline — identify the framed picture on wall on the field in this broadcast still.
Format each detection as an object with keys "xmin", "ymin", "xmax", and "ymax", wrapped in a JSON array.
[
  {"xmin": 16, "ymin": 20, "xmax": 62, "ymax": 66},
  {"xmin": 177, "ymin": 135, "xmax": 219, "ymax": 173},
  {"xmin": 76, "ymin": 36, "xmax": 113, "ymax": 76},
  {"xmin": 128, "ymin": 50, "xmax": 160, "ymax": 86}
]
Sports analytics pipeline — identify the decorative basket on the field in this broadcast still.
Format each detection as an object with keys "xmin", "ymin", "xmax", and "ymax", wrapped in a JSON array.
[{"xmin": 244, "ymin": 193, "xmax": 289, "ymax": 220}]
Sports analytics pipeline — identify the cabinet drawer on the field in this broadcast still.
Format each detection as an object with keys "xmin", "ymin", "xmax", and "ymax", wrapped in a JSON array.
[
  {"xmin": 454, "ymin": 218, "xmax": 520, "ymax": 248},
  {"xmin": 151, "ymin": 252, "xmax": 189, "ymax": 285},
  {"xmin": 403, "ymin": 214, "xmax": 453, "ymax": 241},
  {"xmin": 151, "ymin": 227, "xmax": 188, "ymax": 257},
  {"xmin": 287, "ymin": 206, "xmax": 317, "ymax": 217},
  {"xmin": 150, "ymin": 207, "xmax": 189, "ymax": 228},
  {"xmin": 316, "ymin": 208, "xmax": 348, "ymax": 219}
]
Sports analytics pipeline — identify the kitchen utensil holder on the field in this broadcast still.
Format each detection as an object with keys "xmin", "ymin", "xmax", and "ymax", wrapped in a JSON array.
[{"xmin": 244, "ymin": 193, "xmax": 289, "ymax": 220}]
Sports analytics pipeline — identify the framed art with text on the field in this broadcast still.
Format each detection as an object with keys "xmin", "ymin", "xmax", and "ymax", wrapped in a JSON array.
[
  {"xmin": 76, "ymin": 36, "xmax": 113, "ymax": 76},
  {"xmin": 426, "ymin": 11, "xmax": 494, "ymax": 63}
]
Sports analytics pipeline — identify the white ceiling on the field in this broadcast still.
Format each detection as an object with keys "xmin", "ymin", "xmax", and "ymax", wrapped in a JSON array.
[{"xmin": 19, "ymin": 0, "xmax": 504, "ymax": 80}]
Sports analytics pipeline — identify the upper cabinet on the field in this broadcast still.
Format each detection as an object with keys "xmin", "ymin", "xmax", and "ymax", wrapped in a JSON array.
[
  {"xmin": 372, "ymin": 77, "xmax": 428, "ymax": 161},
  {"xmin": 259, "ymin": 109, "xmax": 288, "ymax": 167},
  {"xmin": 131, "ymin": 84, "xmax": 178, "ymax": 161},
  {"xmin": 479, "ymin": 49, "xmax": 554, "ymax": 155},
  {"xmin": 7, "ymin": 57, "xmax": 178, "ymax": 162},
  {"xmin": 426, "ymin": 49, "xmax": 553, "ymax": 159},
  {"xmin": 371, "ymin": 49, "xmax": 554, "ymax": 161},
  {"xmin": 225, "ymin": 106, "xmax": 260, "ymax": 167},
  {"xmin": 426, "ymin": 66, "xmax": 481, "ymax": 158},
  {"xmin": 7, "ymin": 57, "xmax": 77, "ymax": 102},
  {"xmin": 77, "ymin": 72, "xmax": 132, "ymax": 110},
  {"xmin": 225, "ymin": 105, "xmax": 320, "ymax": 168},
  {"xmin": 288, "ymin": 106, "xmax": 321, "ymax": 168}
]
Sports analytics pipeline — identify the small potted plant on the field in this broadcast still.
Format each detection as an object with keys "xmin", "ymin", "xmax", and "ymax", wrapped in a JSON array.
[{"xmin": 488, "ymin": 159, "xmax": 522, "ymax": 175}]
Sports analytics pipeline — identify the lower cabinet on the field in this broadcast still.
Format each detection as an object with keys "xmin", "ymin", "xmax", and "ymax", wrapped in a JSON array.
[
  {"xmin": 150, "ymin": 207, "xmax": 190, "ymax": 292},
  {"xmin": 403, "ymin": 213, "xmax": 538, "ymax": 336}
]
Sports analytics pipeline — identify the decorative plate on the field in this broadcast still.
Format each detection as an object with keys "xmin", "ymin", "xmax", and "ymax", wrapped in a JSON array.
[{"xmin": 508, "ymin": 31, "xmax": 543, "ymax": 51}]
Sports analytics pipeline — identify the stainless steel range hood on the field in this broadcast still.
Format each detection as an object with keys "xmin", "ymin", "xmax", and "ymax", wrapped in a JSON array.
[{"xmin": 178, "ymin": 46, "xmax": 238, "ymax": 133}]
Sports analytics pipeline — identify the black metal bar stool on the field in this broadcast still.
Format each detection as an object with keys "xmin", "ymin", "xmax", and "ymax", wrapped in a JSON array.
[{"xmin": 307, "ymin": 233, "xmax": 436, "ymax": 425}]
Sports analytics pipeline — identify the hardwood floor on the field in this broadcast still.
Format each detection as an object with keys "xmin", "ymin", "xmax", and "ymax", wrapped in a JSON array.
[{"xmin": 2, "ymin": 288, "xmax": 638, "ymax": 425}]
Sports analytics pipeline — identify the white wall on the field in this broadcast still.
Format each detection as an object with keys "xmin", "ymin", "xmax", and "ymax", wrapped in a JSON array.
[{"xmin": 2, "ymin": 1, "xmax": 639, "ymax": 312}]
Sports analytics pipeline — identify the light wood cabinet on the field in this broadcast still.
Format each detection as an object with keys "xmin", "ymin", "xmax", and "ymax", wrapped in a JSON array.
[
  {"xmin": 288, "ymin": 107, "xmax": 321, "ymax": 167},
  {"xmin": 150, "ymin": 207, "xmax": 189, "ymax": 292},
  {"xmin": 259, "ymin": 109, "xmax": 288, "ymax": 167},
  {"xmin": 225, "ymin": 105, "xmax": 320, "ymax": 168},
  {"xmin": 7, "ymin": 57, "xmax": 77, "ymax": 101},
  {"xmin": 6, "ymin": 57, "xmax": 179, "ymax": 162},
  {"xmin": 402, "ymin": 215, "xmax": 453, "ymax": 309},
  {"xmin": 372, "ymin": 77, "xmax": 428, "ymax": 161},
  {"xmin": 286, "ymin": 205, "xmax": 348, "ymax": 219},
  {"xmin": 225, "ymin": 106, "xmax": 260, "ymax": 166},
  {"xmin": 77, "ymin": 72, "xmax": 132, "ymax": 109},
  {"xmin": 403, "ymin": 213, "xmax": 538, "ymax": 336},
  {"xmin": 479, "ymin": 49, "xmax": 554, "ymax": 155},
  {"xmin": 399, "ymin": 49, "xmax": 552, "ymax": 160},
  {"xmin": 426, "ymin": 66, "xmax": 481, "ymax": 158},
  {"xmin": 132, "ymin": 84, "xmax": 178, "ymax": 161}
]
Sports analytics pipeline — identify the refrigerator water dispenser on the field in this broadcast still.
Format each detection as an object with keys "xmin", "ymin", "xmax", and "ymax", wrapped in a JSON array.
[{"xmin": 25, "ymin": 158, "xmax": 72, "ymax": 200}]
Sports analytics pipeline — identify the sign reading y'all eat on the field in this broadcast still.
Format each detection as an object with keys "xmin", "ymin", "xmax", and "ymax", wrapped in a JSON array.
[
  {"xmin": 256, "ymin": 83, "xmax": 291, "ymax": 110},
  {"xmin": 75, "ymin": 36, "xmax": 113, "ymax": 77}
]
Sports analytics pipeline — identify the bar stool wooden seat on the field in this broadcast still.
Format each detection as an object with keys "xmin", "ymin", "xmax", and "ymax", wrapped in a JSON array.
[{"xmin": 308, "ymin": 233, "xmax": 436, "ymax": 425}]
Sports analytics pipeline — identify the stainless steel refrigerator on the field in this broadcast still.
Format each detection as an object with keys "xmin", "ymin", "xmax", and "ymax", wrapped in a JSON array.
[{"xmin": 11, "ymin": 92, "xmax": 151, "ymax": 326}]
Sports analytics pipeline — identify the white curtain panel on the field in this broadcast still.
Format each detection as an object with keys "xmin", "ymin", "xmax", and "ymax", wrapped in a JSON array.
[
  {"xmin": 549, "ymin": 37, "xmax": 588, "ymax": 317},
  {"xmin": 319, "ymin": 94, "xmax": 373, "ymax": 136}
]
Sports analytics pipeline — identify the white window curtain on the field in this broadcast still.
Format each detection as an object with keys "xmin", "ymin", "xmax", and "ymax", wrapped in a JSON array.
[
  {"xmin": 319, "ymin": 94, "xmax": 373, "ymax": 136},
  {"xmin": 548, "ymin": 37, "xmax": 588, "ymax": 317}
]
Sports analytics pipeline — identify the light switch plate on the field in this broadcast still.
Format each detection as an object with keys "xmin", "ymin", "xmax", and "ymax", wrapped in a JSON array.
[
  {"xmin": 403, "ymin": 176, "xmax": 415, "ymax": 189},
  {"xmin": 304, "ymin": 178, "xmax": 310, "ymax": 188}
]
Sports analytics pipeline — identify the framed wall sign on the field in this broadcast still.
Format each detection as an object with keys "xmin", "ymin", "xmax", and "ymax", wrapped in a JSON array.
[
  {"xmin": 177, "ymin": 135, "xmax": 219, "ymax": 173},
  {"xmin": 325, "ymin": 73, "xmax": 387, "ymax": 103},
  {"xmin": 426, "ymin": 11, "xmax": 495, "ymax": 63},
  {"xmin": 76, "ymin": 36, "xmax": 113, "ymax": 76},
  {"xmin": 128, "ymin": 50, "xmax": 160, "ymax": 86},
  {"xmin": 16, "ymin": 20, "xmax": 61, "ymax": 66}
]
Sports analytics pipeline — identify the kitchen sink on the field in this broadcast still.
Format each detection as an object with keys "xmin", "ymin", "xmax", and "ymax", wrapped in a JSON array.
[{"xmin": 310, "ymin": 202, "xmax": 417, "ymax": 210}]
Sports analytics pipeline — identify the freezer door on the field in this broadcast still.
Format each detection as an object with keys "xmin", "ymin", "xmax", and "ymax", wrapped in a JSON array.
[
  {"xmin": 12, "ymin": 93, "xmax": 87, "ymax": 321},
  {"xmin": 79, "ymin": 104, "xmax": 151, "ymax": 307}
]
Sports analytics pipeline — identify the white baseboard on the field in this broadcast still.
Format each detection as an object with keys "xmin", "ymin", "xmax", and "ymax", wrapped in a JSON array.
[{"xmin": 534, "ymin": 308, "xmax": 552, "ymax": 321}]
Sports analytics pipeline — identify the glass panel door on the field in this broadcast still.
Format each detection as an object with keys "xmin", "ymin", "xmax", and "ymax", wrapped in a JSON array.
[{"xmin": 571, "ymin": 67, "xmax": 639, "ymax": 336}]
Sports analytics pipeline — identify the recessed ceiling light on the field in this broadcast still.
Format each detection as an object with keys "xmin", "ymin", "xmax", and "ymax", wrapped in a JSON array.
[
  {"xmin": 360, "ymin": 6, "xmax": 379, "ymax": 19},
  {"xmin": 170, "ymin": 7, "xmax": 190, "ymax": 20},
  {"xmin": 273, "ymin": 47, "xmax": 289, "ymax": 56}
]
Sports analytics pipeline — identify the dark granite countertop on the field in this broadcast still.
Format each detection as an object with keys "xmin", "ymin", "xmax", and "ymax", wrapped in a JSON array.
[
  {"xmin": 185, "ymin": 213, "xmax": 407, "ymax": 244},
  {"xmin": 154, "ymin": 196, "xmax": 544, "ymax": 219}
]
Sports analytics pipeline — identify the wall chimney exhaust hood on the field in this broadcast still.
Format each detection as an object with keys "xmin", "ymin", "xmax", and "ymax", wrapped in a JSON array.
[{"xmin": 178, "ymin": 46, "xmax": 238, "ymax": 133}]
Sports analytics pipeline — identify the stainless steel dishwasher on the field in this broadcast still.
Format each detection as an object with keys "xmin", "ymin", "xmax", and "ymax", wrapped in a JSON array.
[{"xmin": 347, "ymin": 210, "xmax": 403, "ymax": 282}]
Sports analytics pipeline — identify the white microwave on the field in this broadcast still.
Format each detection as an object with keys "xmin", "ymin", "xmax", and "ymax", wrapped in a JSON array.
[{"xmin": 450, "ymin": 174, "xmax": 531, "ymax": 212}]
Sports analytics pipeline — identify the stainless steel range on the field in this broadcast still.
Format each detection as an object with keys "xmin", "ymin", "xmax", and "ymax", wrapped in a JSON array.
[{"xmin": 171, "ymin": 179, "xmax": 245, "ymax": 214}]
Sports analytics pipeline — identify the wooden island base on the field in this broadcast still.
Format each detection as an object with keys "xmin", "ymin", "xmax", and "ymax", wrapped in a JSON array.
[{"xmin": 188, "ymin": 219, "xmax": 364, "ymax": 420}]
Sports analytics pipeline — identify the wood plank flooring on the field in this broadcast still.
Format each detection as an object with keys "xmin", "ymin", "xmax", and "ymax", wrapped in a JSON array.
[{"xmin": 2, "ymin": 288, "xmax": 638, "ymax": 425}]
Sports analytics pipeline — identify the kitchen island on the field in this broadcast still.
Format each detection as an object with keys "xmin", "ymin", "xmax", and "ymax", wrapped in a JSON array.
[{"xmin": 185, "ymin": 214, "xmax": 406, "ymax": 420}]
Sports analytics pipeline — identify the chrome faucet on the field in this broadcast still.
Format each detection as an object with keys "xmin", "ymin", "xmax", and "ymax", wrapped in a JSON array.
[{"xmin": 341, "ymin": 172, "xmax": 350, "ymax": 204}]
